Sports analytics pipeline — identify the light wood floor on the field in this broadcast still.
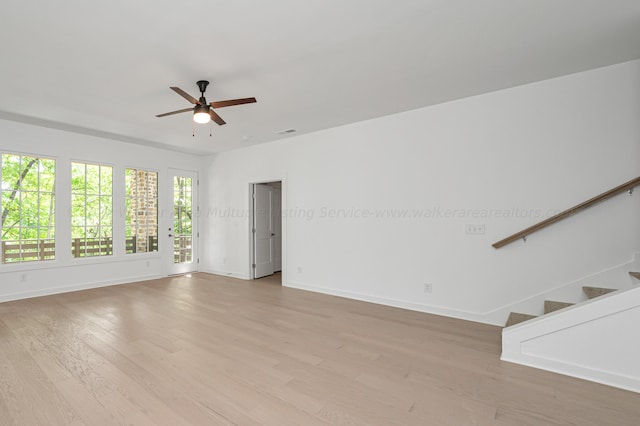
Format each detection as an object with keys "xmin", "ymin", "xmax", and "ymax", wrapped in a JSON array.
[{"xmin": 0, "ymin": 273, "xmax": 638, "ymax": 425}]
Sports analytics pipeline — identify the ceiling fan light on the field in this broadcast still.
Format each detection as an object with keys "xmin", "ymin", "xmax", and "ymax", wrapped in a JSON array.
[{"xmin": 193, "ymin": 105, "xmax": 210, "ymax": 124}]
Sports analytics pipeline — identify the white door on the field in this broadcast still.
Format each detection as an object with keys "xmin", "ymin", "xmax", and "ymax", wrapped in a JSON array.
[
  {"xmin": 253, "ymin": 184, "xmax": 274, "ymax": 278},
  {"xmin": 273, "ymin": 187, "xmax": 282, "ymax": 272},
  {"xmin": 168, "ymin": 170, "xmax": 198, "ymax": 275}
]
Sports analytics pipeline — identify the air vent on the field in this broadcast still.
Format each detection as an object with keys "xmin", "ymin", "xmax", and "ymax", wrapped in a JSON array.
[{"xmin": 276, "ymin": 128, "xmax": 296, "ymax": 135}]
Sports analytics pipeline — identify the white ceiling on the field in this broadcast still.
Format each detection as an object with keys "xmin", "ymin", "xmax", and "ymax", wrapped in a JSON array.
[{"xmin": 1, "ymin": 0, "xmax": 639, "ymax": 155}]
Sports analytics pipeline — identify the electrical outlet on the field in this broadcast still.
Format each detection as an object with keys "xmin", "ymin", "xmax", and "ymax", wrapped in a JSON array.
[
  {"xmin": 465, "ymin": 224, "xmax": 485, "ymax": 235},
  {"xmin": 424, "ymin": 283, "xmax": 433, "ymax": 293}
]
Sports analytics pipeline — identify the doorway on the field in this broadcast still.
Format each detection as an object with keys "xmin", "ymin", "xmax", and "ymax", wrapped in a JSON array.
[
  {"xmin": 167, "ymin": 169, "xmax": 198, "ymax": 275},
  {"xmin": 251, "ymin": 181, "xmax": 282, "ymax": 281}
]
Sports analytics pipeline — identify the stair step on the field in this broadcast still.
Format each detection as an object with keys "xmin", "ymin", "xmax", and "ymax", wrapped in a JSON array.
[
  {"xmin": 505, "ymin": 312, "xmax": 537, "ymax": 327},
  {"xmin": 582, "ymin": 286, "xmax": 617, "ymax": 299},
  {"xmin": 544, "ymin": 300, "xmax": 574, "ymax": 314},
  {"xmin": 630, "ymin": 272, "xmax": 640, "ymax": 280}
]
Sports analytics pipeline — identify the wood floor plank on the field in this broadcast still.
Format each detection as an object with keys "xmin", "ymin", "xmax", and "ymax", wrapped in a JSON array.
[
  {"xmin": 0, "ymin": 321, "xmax": 80, "ymax": 425},
  {"xmin": 54, "ymin": 377, "xmax": 123, "ymax": 426},
  {"xmin": 167, "ymin": 396, "xmax": 238, "ymax": 426},
  {"xmin": 248, "ymin": 401, "xmax": 328, "ymax": 426},
  {"xmin": 10, "ymin": 326, "xmax": 75, "ymax": 384},
  {"xmin": 129, "ymin": 350, "xmax": 265, "ymax": 425},
  {"xmin": 409, "ymin": 393, "xmax": 498, "ymax": 426},
  {"xmin": 0, "ymin": 272, "xmax": 639, "ymax": 425},
  {"xmin": 0, "ymin": 396, "xmax": 17, "ymax": 426}
]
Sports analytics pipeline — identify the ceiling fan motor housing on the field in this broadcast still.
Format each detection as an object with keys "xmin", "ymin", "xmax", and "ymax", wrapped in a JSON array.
[{"xmin": 194, "ymin": 104, "xmax": 209, "ymax": 114}]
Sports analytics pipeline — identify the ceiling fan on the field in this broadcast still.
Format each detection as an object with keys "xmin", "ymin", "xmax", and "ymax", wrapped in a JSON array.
[{"xmin": 156, "ymin": 80, "xmax": 256, "ymax": 125}]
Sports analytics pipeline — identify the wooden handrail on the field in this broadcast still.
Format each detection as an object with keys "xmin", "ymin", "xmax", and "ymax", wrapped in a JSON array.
[{"xmin": 493, "ymin": 176, "xmax": 640, "ymax": 249}]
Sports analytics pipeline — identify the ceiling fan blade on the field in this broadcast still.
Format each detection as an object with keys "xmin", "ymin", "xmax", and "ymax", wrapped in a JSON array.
[
  {"xmin": 209, "ymin": 109, "xmax": 226, "ymax": 125},
  {"xmin": 170, "ymin": 87, "xmax": 200, "ymax": 104},
  {"xmin": 156, "ymin": 107, "xmax": 193, "ymax": 118},
  {"xmin": 210, "ymin": 97, "xmax": 257, "ymax": 108}
]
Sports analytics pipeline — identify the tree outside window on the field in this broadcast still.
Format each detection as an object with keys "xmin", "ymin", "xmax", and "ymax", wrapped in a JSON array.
[
  {"xmin": 71, "ymin": 162, "xmax": 113, "ymax": 257},
  {"xmin": 1, "ymin": 153, "xmax": 56, "ymax": 263}
]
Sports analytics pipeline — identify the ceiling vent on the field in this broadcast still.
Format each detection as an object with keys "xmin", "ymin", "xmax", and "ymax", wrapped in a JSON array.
[{"xmin": 276, "ymin": 128, "xmax": 296, "ymax": 135}]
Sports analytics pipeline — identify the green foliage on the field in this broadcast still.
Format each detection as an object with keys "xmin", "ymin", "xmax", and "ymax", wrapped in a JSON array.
[
  {"xmin": 1, "ymin": 157, "xmax": 113, "ymax": 261},
  {"xmin": 2, "ymin": 157, "xmax": 188, "ymax": 261},
  {"xmin": 1, "ymin": 154, "xmax": 56, "ymax": 241},
  {"xmin": 71, "ymin": 162, "xmax": 113, "ymax": 257},
  {"xmin": 174, "ymin": 176, "xmax": 192, "ymax": 236}
]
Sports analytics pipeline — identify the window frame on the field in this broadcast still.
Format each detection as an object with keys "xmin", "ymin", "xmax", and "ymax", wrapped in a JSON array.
[
  {"xmin": 0, "ymin": 151, "xmax": 57, "ymax": 264},
  {"xmin": 124, "ymin": 167, "xmax": 159, "ymax": 255},
  {"xmin": 70, "ymin": 161, "xmax": 114, "ymax": 259}
]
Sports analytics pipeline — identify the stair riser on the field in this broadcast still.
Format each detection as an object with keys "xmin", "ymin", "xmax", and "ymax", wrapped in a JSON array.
[
  {"xmin": 505, "ymin": 286, "xmax": 620, "ymax": 327},
  {"xmin": 583, "ymin": 286, "xmax": 617, "ymax": 299},
  {"xmin": 544, "ymin": 301, "xmax": 574, "ymax": 314}
]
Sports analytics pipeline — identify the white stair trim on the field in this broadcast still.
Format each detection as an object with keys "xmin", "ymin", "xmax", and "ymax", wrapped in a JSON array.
[{"xmin": 502, "ymin": 285, "xmax": 640, "ymax": 393}]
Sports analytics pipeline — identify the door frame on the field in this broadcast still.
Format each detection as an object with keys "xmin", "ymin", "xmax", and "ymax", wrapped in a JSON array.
[
  {"xmin": 167, "ymin": 168, "xmax": 199, "ymax": 276},
  {"xmin": 248, "ymin": 178, "xmax": 286, "ymax": 281}
]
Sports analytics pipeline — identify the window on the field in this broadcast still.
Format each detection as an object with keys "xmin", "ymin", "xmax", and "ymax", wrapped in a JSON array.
[
  {"xmin": 71, "ymin": 162, "xmax": 113, "ymax": 257},
  {"xmin": 125, "ymin": 168, "xmax": 158, "ymax": 253},
  {"xmin": 173, "ymin": 176, "xmax": 193, "ymax": 263},
  {"xmin": 1, "ymin": 153, "xmax": 56, "ymax": 263}
]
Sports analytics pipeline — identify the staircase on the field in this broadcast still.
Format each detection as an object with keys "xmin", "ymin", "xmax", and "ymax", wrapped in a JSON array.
[{"xmin": 505, "ymin": 271, "xmax": 639, "ymax": 327}]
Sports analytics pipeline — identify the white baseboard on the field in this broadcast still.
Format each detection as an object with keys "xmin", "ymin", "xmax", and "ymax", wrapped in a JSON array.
[
  {"xmin": 284, "ymin": 279, "xmax": 498, "ymax": 325},
  {"xmin": 200, "ymin": 269, "xmax": 250, "ymax": 280},
  {"xmin": 0, "ymin": 273, "xmax": 163, "ymax": 303}
]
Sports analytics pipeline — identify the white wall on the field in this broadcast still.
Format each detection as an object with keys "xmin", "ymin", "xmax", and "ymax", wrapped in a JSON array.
[
  {"xmin": 202, "ymin": 60, "xmax": 640, "ymax": 325},
  {"xmin": 0, "ymin": 119, "xmax": 204, "ymax": 301}
]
